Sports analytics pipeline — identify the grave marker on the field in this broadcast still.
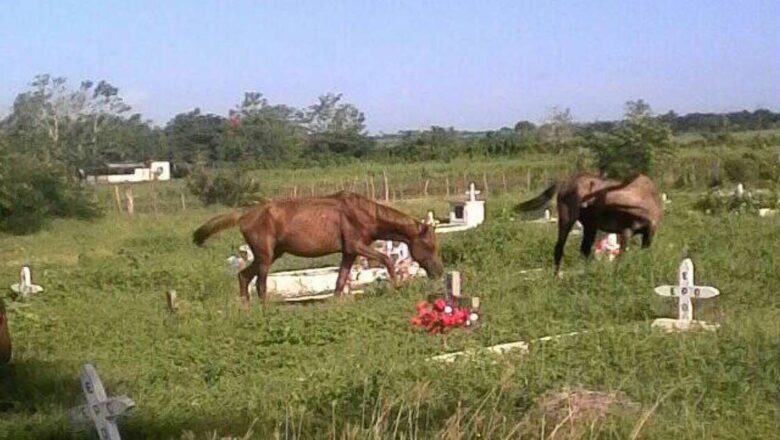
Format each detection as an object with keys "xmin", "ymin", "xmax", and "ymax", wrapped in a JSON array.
[
  {"xmin": 652, "ymin": 258, "xmax": 720, "ymax": 332},
  {"xmin": 10, "ymin": 265, "xmax": 43, "ymax": 297},
  {"xmin": 69, "ymin": 364, "xmax": 135, "ymax": 440},
  {"xmin": 165, "ymin": 290, "xmax": 178, "ymax": 314}
]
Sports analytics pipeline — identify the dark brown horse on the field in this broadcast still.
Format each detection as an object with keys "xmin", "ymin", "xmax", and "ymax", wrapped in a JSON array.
[
  {"xmin": 516, "ymin": 173, "xmax": 662, "ymax": 275},
  {"xmin": 193, "ymin": 191, "xmax": 444, "ymax": 306}
]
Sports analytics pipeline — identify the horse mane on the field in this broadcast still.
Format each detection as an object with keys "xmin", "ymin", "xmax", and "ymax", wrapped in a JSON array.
[{"xmin": 330, "ymin": 191, "xmax": 420, "ymax": 239}]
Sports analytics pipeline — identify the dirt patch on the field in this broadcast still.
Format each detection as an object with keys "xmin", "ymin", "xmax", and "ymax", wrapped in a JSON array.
[{"xmin": 521, "ymin": 387, "xmax": 641, "ymax": 439}]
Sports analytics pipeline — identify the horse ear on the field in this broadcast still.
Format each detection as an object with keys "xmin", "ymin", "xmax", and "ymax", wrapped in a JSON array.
[{"xmin": 418, "ymin": 222, "xmax": 430, "ymax": 236}]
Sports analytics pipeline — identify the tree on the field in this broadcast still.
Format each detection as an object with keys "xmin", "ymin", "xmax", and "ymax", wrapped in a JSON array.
[
  {"xmin": 303, "ymin": 93, "xmax": 372, "ymax": 158},
  {"xmin": 590, "ymin": 99, "xmax": 672, "ymax": 178},
  {"xmin": 537, "ymin": 107, "xmax": 575, "ymax": 153},
  {"xmin": 225, "ymin": 92, "xmax": 305, "ymax": 163},
  {"xmin": 2, "ymin": 74, "xmax": 139, "ymax": 167},
  {"xmin": 164, "ymin": 109, "xmax": 226, "ymax": 164}
]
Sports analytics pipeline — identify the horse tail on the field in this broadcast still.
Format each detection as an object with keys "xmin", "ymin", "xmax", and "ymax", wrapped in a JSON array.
[
  {"xmin": 193, "ymin": 211, "xmax": 242, "ymax": 246},
  {"xmin": 515, "ymin": 183, "xmax": 559, "ymax": 212}
]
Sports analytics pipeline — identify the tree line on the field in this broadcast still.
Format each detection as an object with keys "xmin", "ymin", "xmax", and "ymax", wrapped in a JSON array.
[{"xmin": 2, "ymin": 74, "xmax": 778, "ymax": 171}]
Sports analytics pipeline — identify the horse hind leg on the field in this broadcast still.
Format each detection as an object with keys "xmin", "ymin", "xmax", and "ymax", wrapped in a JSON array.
[
  {"xmin": 553, "ymin": 199, "xmax": 579, "ymax": 277},
  {"xmin": 335, "ymin": 253, "xmax": 357, "ymax": 297},
  {"xmin": 238, "ymin": 263, "xmax": 257, "ymax": 309}
]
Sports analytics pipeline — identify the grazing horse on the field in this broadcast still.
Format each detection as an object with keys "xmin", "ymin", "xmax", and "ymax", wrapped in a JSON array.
[
  {"xmin": 193, "ymin": 191, "xmax": 444, "ymax": 306},
  {"xmin": 516, "ymin": 173, "xmax": 662, "ymax": 275}
]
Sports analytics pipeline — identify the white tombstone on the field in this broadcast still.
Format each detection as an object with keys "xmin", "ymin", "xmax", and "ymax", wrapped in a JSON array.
[
  {"xmin": 69, "ymin": 364, "xmax": 135, "ymax": 440},
  {"xmin": 544, "ymin": 209, "xmax": 551, "ymax": 221},
  {"xmin": 447, "ymin": 183, "xmax": 485, "ymax": 229},
  {"xmin": 10, "ymin": 265, "xmax": 43, "ymax": 297},
  {"xmin": 652, "ymin": 258, "xmax": 720, "ymax": 332}
]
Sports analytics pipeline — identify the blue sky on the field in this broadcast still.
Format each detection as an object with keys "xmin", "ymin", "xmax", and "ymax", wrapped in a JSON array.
[{"xmin": 1, "ymin": 0, "xmax": 778, "ymax": 133}]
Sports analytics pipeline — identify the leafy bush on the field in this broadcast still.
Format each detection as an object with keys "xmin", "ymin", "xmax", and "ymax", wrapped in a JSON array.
[
  {"xmin": 186, "ymin": 166, "xmax": 263, "ymax": 206},
  {"xmin": 0, "ymin": 155, "xmax": 102, "ymax": 234}
]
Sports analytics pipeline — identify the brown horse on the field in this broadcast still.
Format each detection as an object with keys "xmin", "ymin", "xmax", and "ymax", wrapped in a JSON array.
[
  {"xmin": 0, "ymin": 298, "xmax": 10, "ymax": 364},
  {"xmin": 193, "ymin": 191, "xmax": 444, "ymax": 305},
  {"xmin": 516, "ymin": 173, "xmax": 662, "ymax": 275}
]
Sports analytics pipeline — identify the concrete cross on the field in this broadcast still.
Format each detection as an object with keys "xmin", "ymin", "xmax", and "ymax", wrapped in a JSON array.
[
  {"xmin": 69, "ymin": 364, "xmax": 135, "ymax": 440},
  {"xmin": 653, "ymin": 258, "xmax": 719, "ymax": 328},
  {"xmin": 465, "ymin": 182, "xmax": 481, "ymax": 202}
]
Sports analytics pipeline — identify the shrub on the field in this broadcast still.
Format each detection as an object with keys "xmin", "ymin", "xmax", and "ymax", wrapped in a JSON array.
[
  {"xmin": 186, "ymin": 166, "xmax": 263, "ymax": 206},
  {"xmin": 0, "ymin": 155, "xmax": 102, "ymax": 234},
  {"xmin": 722, "ymin": 156, "xmax": 759, "ymax": 183},
  {"xmin": 694, "ymin": 188, "xmax": 779, "ymax": 215}
]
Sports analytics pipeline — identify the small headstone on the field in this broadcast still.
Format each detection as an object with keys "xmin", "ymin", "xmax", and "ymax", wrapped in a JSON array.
[
  {"xmin": 544, "ymin": 209, "xmax": 551, "ymax": 221},
  {"xmin": 445, "ymin": 271, "xmax": 461, "ymax": 302},
  {"xmin": 165, "ymin": 290, "xmax": 178, "ymax": 314},
  {"xmin": 69, "ymin": 364, "xmax": 135, "ymax": 440},
  {"xmin": 652, "ymin": 258, "xmax": 720, "ymax": 332}
]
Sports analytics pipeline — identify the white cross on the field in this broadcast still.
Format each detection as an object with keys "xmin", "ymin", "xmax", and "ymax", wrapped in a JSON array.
[
  {"xmin": 465, "ymin": 182, "xmax": 481, "ymax": 202},
  {"xmin": 69, "ymin": 364, "xmax": 135, "ymax": 440},
  {"xmin": 11, "ymin": 265, "xmax": 43, "ymax": 297},
  {"xmin": 654, "ymin": 258, "xmax": 719, "ymax": 322}
]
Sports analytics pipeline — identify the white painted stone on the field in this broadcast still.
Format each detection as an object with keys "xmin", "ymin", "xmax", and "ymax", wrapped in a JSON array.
[
  {"xmin": 735, "ymin": 183, "xmax": 745, "ymax": 198},
  {"xmin": 652, "ymin": 258, "xmax": 720, "ymax": 332},
  {"xmin": 69, "ymin": 364, "xmax": 134, "ymax": 440},
  {"xmin": 429, "ymin": 330, "xmax": 589, "ymax": 363},
  {"xmin": 758, "ymin": 208, "xmax": 778, "ymax": 217}
]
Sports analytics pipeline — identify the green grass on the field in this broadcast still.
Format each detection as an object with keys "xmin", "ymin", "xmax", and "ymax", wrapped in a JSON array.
[{"xmin": 1, "ymin": 189, "xmax": 780, "ymax": 439}]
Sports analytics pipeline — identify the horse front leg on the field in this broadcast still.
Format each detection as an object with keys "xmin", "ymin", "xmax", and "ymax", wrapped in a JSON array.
[
  {"xmin": 334, "ymin": 253, "xmax": 357, "ymax": 297},
  {"xmin": 641, "ymin": 226, "xmax": 654, "ymax": 249},
  {"xmin": 354, "ymin": 243, "xmax": 397, "ymax": 288},
  {"xmin": 579, "ymin": 223, "xmax": 597, "ymax": 258}
]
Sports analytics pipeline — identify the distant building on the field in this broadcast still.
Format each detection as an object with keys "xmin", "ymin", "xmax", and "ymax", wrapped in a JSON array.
[{"xmin": 80, "ymin": 161, "xmax": 171, "ymax": 183}]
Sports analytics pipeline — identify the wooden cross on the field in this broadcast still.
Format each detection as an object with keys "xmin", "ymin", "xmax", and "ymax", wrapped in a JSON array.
[
  {"xmin": 653, "ymin": 258, "xmax": 719, "ymax": 329},
  {"xmin": 69, "ymin": 364, "xmax": 135, "ymax": 440}
]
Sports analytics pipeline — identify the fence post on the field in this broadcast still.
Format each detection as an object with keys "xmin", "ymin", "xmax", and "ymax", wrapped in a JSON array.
[
  {"xmin": 180, "ymin": 192, "xmax": 187, "ymax": 211},
  {"xmin": 482, "ymin": 172, "xmax": 489, "ymax": 195},
  {"xmin": 424, "ymin": 179, "xmax": 430, "ymax": 197},
  {"xmin": 526, "ymin": 170, "xmax": 531, "ymax": 191},
  {"xmin": 502, "ymin": 173, "xmax": 508, "ymax": 193},
  {"xmin": 113, "ymin": 186, "xmax": 123, "ymax": 213},
  {"xmin": 445, "ymin": 177, "xmax": 450, "ymax": 197},
  {"xmin": 383, "ymin": 170, "xmax": 390, "ymax": 202},
  {"xmin": 125, "ymin": 187, "xmax": 134, "ymax": 216}
]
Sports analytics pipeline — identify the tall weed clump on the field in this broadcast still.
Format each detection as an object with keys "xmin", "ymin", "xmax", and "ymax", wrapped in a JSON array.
[{"xmin": 0, "ymin": 153, "xmax": 101, "ymax": 234}]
